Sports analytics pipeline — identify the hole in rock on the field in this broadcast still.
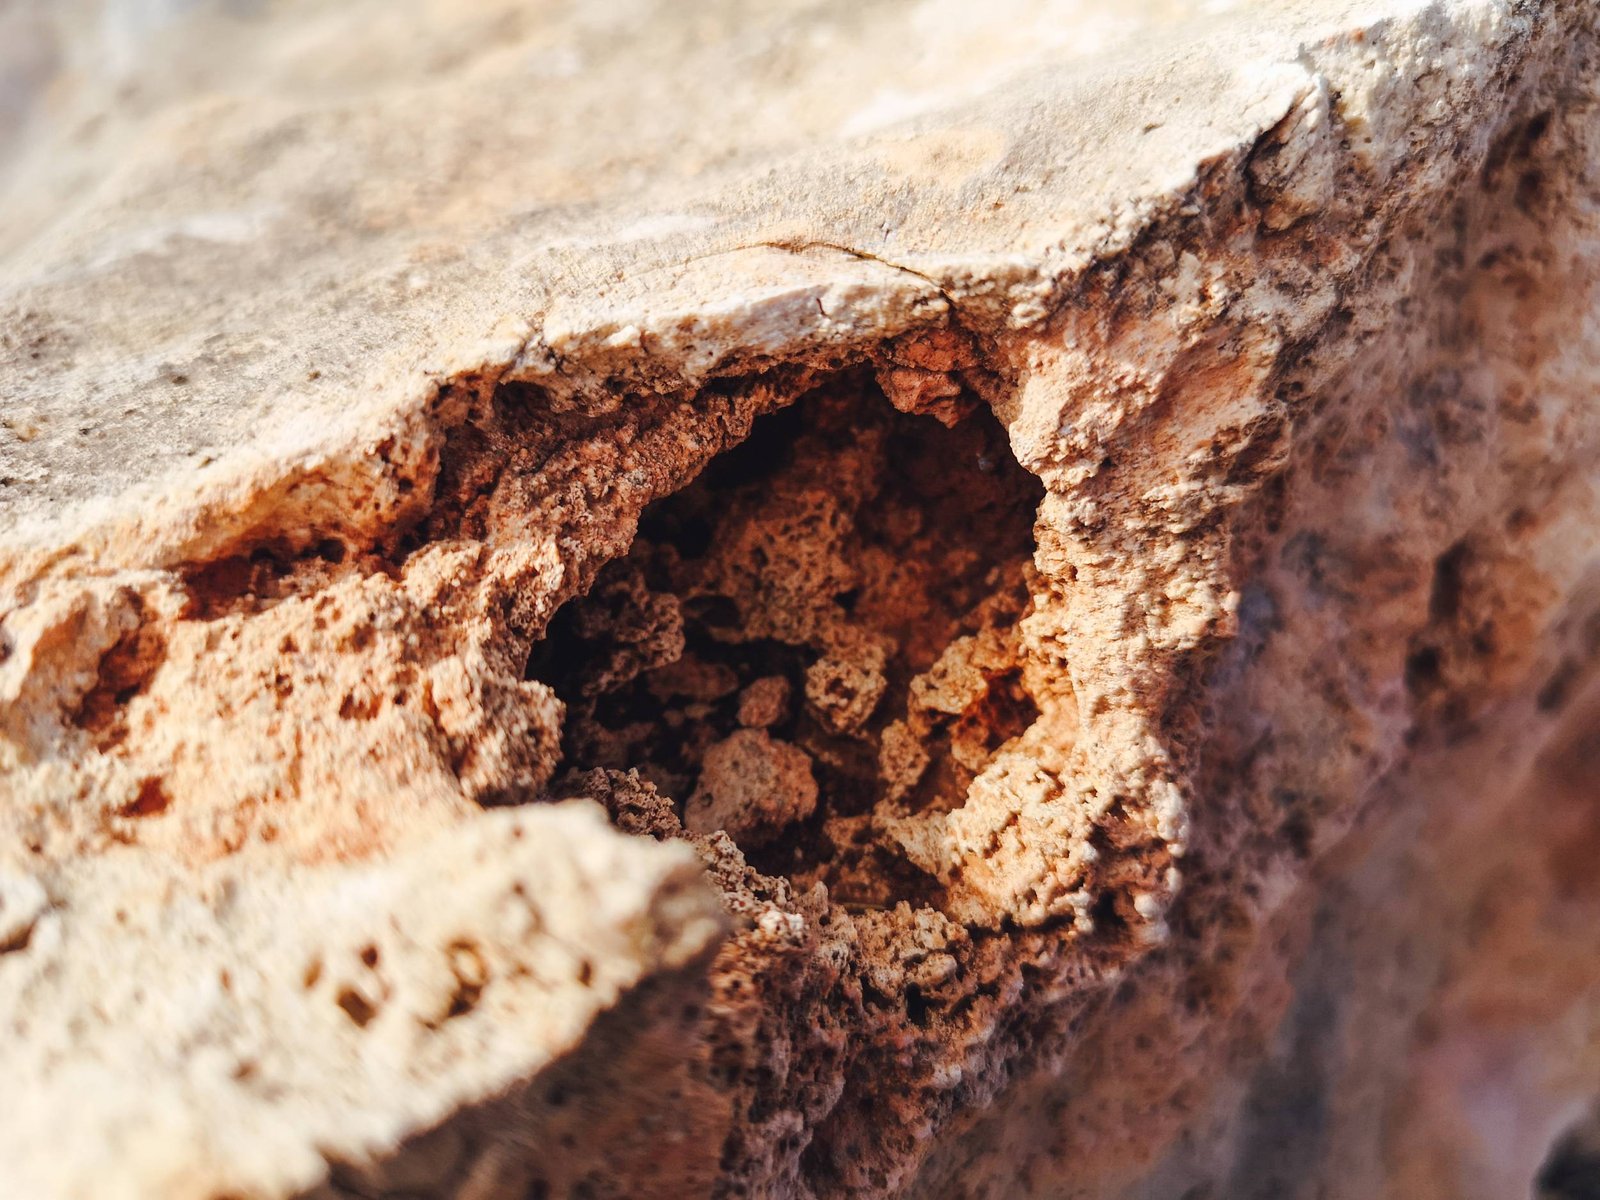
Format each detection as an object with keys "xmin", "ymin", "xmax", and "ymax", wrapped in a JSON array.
[
  {"xmin": 74, "ymin": 607, "xmax": 166, "ymax": 749},
  {"xmin": 336, "ymin": 988, "xmax": 377, "ymax": 1028},
  {"xmin": 529, "ymin": 372, "xmax": 1044, "ymax": 906},
  {"xmin": 119, "ymin": 777, "xmax": 171, "ymax": 819},
  {"xmin": 1539, "ymin": 1107, "xmax": 1600, "ymax": 1199}
]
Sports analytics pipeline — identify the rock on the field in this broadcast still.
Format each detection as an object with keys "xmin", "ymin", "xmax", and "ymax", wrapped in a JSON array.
[
  {"xmin": 737, "ymin": 676, "xmax": 791, "ymax": 729},
  {"xmin": 1, "ymin": 0, "xmax": 1599, "ymax": 1198},
  {"xmin": 805, "ymin": 645, "xmax": 891, "ymax": 735},
  {"xmin": 685, "ymin": 730, "xmax": 820, "ymax": 848},
  {"xmin": 0, "ymin": 803, "xmax": 725, "ymax": 1200}
]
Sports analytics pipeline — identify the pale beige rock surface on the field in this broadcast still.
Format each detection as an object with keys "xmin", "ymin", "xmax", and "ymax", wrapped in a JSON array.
[{"xmin": 2, "ymin": 0, "xmax": 1600, "ymax": 1198}]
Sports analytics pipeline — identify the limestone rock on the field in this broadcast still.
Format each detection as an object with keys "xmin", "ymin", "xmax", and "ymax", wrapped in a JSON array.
[{"xmin": 2, "ymin": 0, "xmax": 1600, "ymax": 1198}]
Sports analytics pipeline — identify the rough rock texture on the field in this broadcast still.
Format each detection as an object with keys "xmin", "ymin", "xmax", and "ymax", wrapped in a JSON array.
[{"xmin": 2, "ymin": 0, "xmax": 1600, "ymax": 1197}]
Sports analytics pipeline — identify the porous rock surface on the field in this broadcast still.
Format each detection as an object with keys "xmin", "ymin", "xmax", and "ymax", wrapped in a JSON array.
[{"xmin": 2, "ymin": 0, "xmax": 1599, "ymax": 1197}]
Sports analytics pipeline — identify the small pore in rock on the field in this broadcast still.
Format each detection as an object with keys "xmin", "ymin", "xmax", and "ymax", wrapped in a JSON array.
[
  {"xmin": 118, "ymin": 777, "xmax": 171, "ymax": 819},
  {"xmin": 73, "ymin": 608, "xmax": 166, "ymax": 750},
  {"xmin": 528, "ymin": 372, "xmax": 1043, "ymax": 907}
]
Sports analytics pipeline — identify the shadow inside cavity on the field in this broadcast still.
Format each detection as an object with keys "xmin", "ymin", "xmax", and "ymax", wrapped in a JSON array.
[{"xmin": 527, "ymin": 372, "xmax": 1043, "ymax": 906}]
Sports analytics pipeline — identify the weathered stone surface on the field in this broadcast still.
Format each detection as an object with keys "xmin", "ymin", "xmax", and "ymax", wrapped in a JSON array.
[{"xmin": 2, "ymin": 0, "xmax": 1599, "ymax": 1197}]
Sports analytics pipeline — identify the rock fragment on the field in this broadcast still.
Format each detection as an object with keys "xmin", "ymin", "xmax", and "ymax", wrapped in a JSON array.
[
  {"xmin": 736, "ymin": 675, "xmax": 790, "ymax": 729},
  {"xmin": 685, "ymin": 729, "xmax": 819, "ymax": 848}
]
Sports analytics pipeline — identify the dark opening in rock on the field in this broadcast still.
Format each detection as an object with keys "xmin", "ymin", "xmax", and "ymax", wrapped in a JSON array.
[
  {"xmin": 1538, "ymin": 1108, "xmax": 1600, "ymax": 1200},
  {"xmin": 528, "ymin": 373, "xmax": 1043, "ymax": 906}
]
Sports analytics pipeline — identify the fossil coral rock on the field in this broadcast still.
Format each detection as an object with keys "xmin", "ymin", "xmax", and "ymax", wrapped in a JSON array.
[{"xmin": 2, "ymin": 0, "xmax": 1600, "ymax": 1197}]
